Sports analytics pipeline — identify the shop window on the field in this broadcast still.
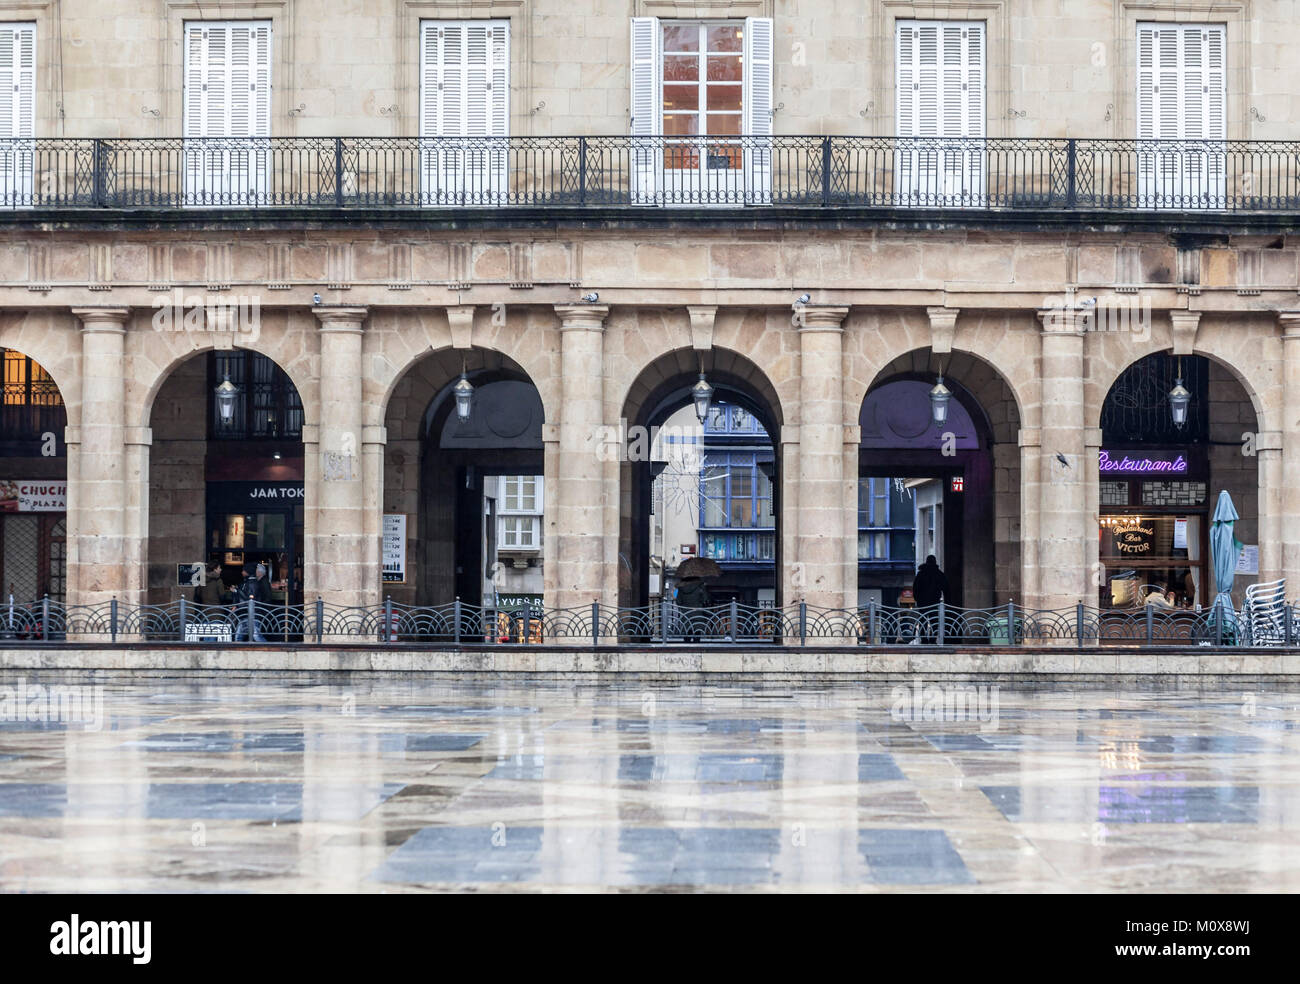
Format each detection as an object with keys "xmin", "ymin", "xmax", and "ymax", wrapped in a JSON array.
[{"xmin": 0, "ymin": 349, "xmax": 65, "ymax": 447}]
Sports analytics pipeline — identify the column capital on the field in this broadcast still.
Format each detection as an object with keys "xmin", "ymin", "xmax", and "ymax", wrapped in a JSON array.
[
  {"xmin": 796, "ymin": 305, "xmax": 848, "ymax": 332},
  {"xmin": 1277, "ymin": 310, "xmax": 1300, "ymax": 336},
  {"xmin": 313, "ymin": 305, "xmax": 368, "ymax": 331},
  {"xmin": 1036, "ymin": 307, "xmax": 1086, "ymax": 335},
  {"xmin": 73, "ymin": 307, "xmax": 130, "ymax": 332},
  {"xmin": 554, "ymin": 304, "xmax": 608, "ymax": 331}
]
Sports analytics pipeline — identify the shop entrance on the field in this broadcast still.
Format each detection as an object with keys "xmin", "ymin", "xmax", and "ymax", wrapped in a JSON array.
[
  {"xmin": 206, "ymin": 483, "xmax": 304, "ymax": 611},
  {"xmin": 858, "ymin": 374, "xmax": 999, "ymax": 610}
]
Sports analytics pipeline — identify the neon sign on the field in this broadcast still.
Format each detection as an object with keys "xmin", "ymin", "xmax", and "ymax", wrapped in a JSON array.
[{"xmin": 1098, "ymin": 450, "xmax": 1188, "ymax": 475}]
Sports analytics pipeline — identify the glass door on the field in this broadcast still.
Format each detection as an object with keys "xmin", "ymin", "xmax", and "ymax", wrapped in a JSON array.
[{"xmin": 662, "ymin": 22, "xmax": 744, "ymax": 204}]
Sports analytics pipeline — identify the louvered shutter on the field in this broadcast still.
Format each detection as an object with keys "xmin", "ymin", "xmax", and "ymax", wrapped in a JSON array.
[
  {"xmin": 183, "ymin": 21, "xmax": 272, "ymax": 205},
  {"xmin": 897, "ymin": 21, "xmax": 984, "ymax": 204},
  {"xmin": 420, "ymin": 20, "xmax": 508, "ymax": 204},
  {"xmin": 743, "ymin": 16, "xmax": 773, "ymax": 203},
  {"xmin": 1136, "ymin": 23, "xmax": 1225, "ymax": 207},
  {"xmin": 0, "ymin": 24, "xmax": 35, "ymax": 206},
  {"xmin": 629, "ymin": 16, "xmax": 661, "ymax": 203}
]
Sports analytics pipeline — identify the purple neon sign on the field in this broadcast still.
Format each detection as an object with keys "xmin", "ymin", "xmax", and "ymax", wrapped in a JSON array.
[{"xmin": 1098, "ymin": 450, "xmax": 1189, "ymax": 475}]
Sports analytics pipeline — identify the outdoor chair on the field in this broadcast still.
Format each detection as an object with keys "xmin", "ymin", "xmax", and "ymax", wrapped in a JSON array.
[{"xmin": 1243, "ymin": 578, "xmax": 1287, "ymax": 646}]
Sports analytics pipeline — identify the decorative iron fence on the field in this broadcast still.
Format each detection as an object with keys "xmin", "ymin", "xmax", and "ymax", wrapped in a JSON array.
[
  {"xmin": 0, "ymin": 596, "xmax": 1290, "ymax": 648},
  {"xmin": 2, "ymin": 136, "xmax": 1300, "ymax": 211}
]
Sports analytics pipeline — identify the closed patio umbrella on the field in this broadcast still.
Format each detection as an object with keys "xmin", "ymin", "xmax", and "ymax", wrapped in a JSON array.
[{"xmin": 1210, "ymin": 490, "xmax": 1242, "ymax": 641}]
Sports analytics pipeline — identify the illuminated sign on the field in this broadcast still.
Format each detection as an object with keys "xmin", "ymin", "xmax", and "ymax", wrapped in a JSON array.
[
  {"xmin": 951, "ymin": 476, "xmax": 964, "ymax": 492},
  {"xmin": 1106, "ymin": 517, "xmax": 1155, "ymax": 555},
  {"xmin": 1098, "ymin": 450, "xmax": 1188, "ymax": 475}
]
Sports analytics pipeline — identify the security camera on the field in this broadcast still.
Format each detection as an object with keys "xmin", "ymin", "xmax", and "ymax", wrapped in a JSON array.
[
  {"xmin": 312, "ymin": 292, "xmax": 322, "ymax": 305},
  {"xmin": 795, "ymin": 293, "xmax": 811, "ymax": 305},
  {"xmin": 582, "ymin": 292, "xmax": 599, "ymax": 303}
]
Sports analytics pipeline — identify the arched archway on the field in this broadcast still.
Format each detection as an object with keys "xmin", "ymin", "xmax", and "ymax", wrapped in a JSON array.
[
  {"xmin": 618, "ymin": 347, "xmax": 784, "ymax": 612},
  {"xmin": 0, "ymin": 347, "xmax": 69, "ymax": 603},
  {"xmin": 858, "ymin": 348, "xmax": 1022, "ymax": 610},
  {"xmin": 383, "ymin": 346, "xmax": 546, "ymax": 609},
  {"xmin": 1095, "ymin": 351, "xmax": 1259, "ymax": 610},
  {"xmin": 145, "ymin": 349, "xmax": 306, "ymax": 619}
]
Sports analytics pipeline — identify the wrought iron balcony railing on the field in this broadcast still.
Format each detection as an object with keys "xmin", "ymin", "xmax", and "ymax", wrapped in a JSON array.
[
  {"xmin": 0, "ymin": 595, "xmax": 1284, "ymax": 648},
  {"xmin": 0, "ymin": 135, "xmax": 1298, "ymax": 212}
]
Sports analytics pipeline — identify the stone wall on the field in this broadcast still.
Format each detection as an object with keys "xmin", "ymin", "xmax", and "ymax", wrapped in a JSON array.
[{"xmin": 146, "ymin": 355, "xmax": 206, "ymax": 606}]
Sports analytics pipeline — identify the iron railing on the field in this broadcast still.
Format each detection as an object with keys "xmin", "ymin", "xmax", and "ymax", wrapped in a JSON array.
[
  {"xmin": 1, "ymin": 135, "xmax": 1299, "ymax": 211},
  {"xmin": 0, "ymin": 596, "xmax": 1289, "ymax": 648}
]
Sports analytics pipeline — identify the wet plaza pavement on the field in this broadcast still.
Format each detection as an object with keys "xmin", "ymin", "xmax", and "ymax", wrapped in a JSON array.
[{"xmin": 1, "ymin": 675, "xmax": 1298, "ymax": 892}]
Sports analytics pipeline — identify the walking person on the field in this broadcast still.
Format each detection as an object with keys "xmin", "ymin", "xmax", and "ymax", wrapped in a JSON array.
[
  {"xmin": 912, "ymin": 554, "xmax": 949, "ymax": 645},
  {"xmin": 234, "ymin": 562, "xmax": 271, "ymax": 643},
  {"xmin": 674, "ymin": 575, "xmax": 710, "ymax": 643}
]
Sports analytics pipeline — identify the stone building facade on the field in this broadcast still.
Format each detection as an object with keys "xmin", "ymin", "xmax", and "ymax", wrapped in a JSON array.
[{"xmin": 0, "ymin": 1, "xmax": 1296, "ymax": 626}]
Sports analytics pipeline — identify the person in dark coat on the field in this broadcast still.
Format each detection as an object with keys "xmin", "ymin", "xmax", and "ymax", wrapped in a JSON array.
[
  {"xmin": 674, "ymin": 576, "xmax": 711, "ymax": 642},
  {"xmin": 912, "ymin": 555, "xmax": 949, "ymax": 644},
  {"xmin": 233, "ymin": 562, "xmax": 272, "ymax": 643}
]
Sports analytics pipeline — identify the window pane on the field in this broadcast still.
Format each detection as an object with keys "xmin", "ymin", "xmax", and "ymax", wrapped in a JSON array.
[
  {"xmin": 662, "ymin": 114, "xmax": 699, "ymax": 136},
  {"xmin": 707, "ymin": 25, "xmax": 743, "ymax": 52},
  {"xmin": 704, "ymin": 114, "xmax": 742, "ymax": 136},
  {"xmin": 663, "ymin": 54, "xmax": 698, "ymax": 81},
  {"xmin": 663, "ymin": 84, "xmax": 698, "ymax": 111},
  {"xmin": 706, "ymin": 84, "xmax": 742, "ymax": 111},
  {"xmin": 706, "ymin": 55, "xmax": 742, "ymax": 82},
  {"xmin": 663, "ymin": 24, "xmax": 699, "ymax": 51}
]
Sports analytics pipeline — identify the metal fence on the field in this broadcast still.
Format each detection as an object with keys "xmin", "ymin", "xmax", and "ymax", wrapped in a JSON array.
[
  {"xmin": 0, "ymin": 596, "xmax": 1290, "ymax": 647},
  {"xmin": 1, "ymin": 135, "xmax": 1299, "ymax": 211}
]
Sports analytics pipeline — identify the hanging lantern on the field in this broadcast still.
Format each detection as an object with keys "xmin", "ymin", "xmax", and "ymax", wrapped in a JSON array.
[
  {"xmin": 214, "ymin": 374, "xmax": 240, "ymax": 424},
  {"xmin": 929, "ymin": 374, "xmax": 952, "ymax": 427},
  {"xmin": 1169, "ymin": 376, "xmax": 1191, "ymax": 428},
  {"xmin": 453, "ymin": 372, "xmax": 475, "ymax": 423},
  {"xmin": 691, "ymin": 372, "xmax": 714, "ymax": 424}
]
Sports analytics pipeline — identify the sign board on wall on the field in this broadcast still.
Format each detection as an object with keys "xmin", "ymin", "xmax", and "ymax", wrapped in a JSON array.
[
  {"xmin": 0, "ymin": 480, "xmax": 67, "ymax": 512},
  {"xmin": 382, "ymin": 514, "xmax": 406, "ymax": 583},
  {"xmin": 1097, "ymin": 450, "xmax": 1189, "ymax": 475},
  {"xmin": 1173, "ymin": 518, "xmax": 1188, "ymax": 550},
  {"xmin": 1236, "ymin": 544, "xmax": 1259, "ymax": 576}
]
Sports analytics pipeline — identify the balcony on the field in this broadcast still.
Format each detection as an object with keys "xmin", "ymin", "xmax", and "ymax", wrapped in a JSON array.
[{"xmin": 0, "ymin": 135, "xmax": 1297, "ymax": 217}]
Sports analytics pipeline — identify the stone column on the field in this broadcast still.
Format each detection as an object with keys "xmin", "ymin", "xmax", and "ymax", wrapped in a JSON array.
[
  {"xmin": 68, "ymin": 308, "xmax": 135, "ymax": 608},
  {"xmin": 1279, "ymin": 311, "xmax": 1300, "ymax": 587},
  {"xmin": 361, "ymin": 424, "xmax": 387, "ymax": 605},
  {"xmin": 796, "ymin": 306, "xmax": 850, "ymax": 610},
  {"xmin": 553, "ymin": 305, "xmax": 610, "ymax": 613},
  {"xmin": 1256, "ymin": 432, "xmax": 1282, "ymax": 585},
  {"xmin": 1018, "ymin": 428, "xmax": 1041, "ymax": 609},
  {"xmin": 310, "ymin": 307, "xmax": 372, "ymax": 610},
  {"xmin": 1036, "ymin": 307, "xmax": 1090, "ymax": 612}
]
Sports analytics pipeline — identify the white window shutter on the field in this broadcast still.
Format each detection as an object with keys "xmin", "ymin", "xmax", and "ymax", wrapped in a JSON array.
[
  {"xmin": 629, "ymin": 16, "xmax": 661, "ymax": 203},
  {"xmin": 1136, "ymin": 22, "xmax": 1226, "ymax": 207},
  {"xmin": 420, "ymin": 20, "xmax": 509, "ymax": 205},
  {"xmin": 0, "ymin": 24, "xmax": 34, "ymax": 205},
  {"xmin": 743, "ymin": 16, "xmax": 773, "ymax": 203}
]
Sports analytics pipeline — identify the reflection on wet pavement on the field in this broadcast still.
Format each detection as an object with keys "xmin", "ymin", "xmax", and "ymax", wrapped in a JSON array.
[{"xmin": 0, "ymin": 677, "xmax": 1298, "ymax": 892}]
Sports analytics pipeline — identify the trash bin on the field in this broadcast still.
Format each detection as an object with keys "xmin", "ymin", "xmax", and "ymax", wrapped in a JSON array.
[{"xmin": 988, "ymin": 616, "xmax": 1020, "ymax": 645}]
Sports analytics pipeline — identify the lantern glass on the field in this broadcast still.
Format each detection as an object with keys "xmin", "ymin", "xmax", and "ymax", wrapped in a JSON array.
[
  {"xmin": 453, "ymin": 374, "xmax": 474, "ymax": 422},
  {"xmin": 214, "ymin": 375, "xmax": 240, "ymax": 424},
  {"xmin": 691, "ymin": 373, "xmax": 714, "ymax": 424},
  {"xmin": 929, "ymin": 378, "xmax": 952, "ymax": 427},
  {"xmin": 1169, "ymin": 378, "xmax": 1191, "ymax": 428}
]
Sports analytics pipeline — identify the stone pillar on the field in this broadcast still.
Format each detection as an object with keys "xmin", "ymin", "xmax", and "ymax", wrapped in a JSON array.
[
  {"xmin": 1018, "ymin": 428, "xmax": 1041, "ymax": 609},
  {"xmin": 795, "ymin": 306, "xmax": 850, "ymax": 610},
  {"xmin": 1279, "ymin": 311, "xmax": 1300, "ymax": 588},
  {"xmin": 1083, "ymin": 426, "xmax": 1103, "ymax": 608},
  {"xmin": 310, "ymin": 307, "xmax": 373, "ymax": 609},
  {"xmin": 1256, "ymin": 432, "xmax": 1282, "ymax": 585},
  {"xmin": 68, "ymin": 308, "xmax": 136, "ymax": 608},
  {"xmin": 361, "ymin": 424, "xmax": 387, "ymax": 604},
  {"xmin": 1036, "ymin": 307, "xmax": 1090, "ymax": 612},
  {"xmin": 553, "ymin": 305, "xmax": 610, "ymax": 612}
]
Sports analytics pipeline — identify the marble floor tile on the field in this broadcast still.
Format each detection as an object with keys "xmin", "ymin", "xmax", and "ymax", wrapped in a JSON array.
[{"xmin": 2, "ymin": 673, "xmax": 1299, "ymax": 891}]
